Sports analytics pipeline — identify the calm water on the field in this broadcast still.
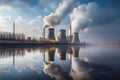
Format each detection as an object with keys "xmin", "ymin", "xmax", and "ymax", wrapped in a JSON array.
[{"xmin": 0, "ymin": 45, "xmax": 120, "ymax": 80}]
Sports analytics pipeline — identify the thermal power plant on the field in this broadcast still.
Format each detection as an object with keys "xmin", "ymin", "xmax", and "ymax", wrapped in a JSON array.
[
  {"xmin": 72, "ymin": 32, "xmax": 80, "ymax": 44},
  {"xmin": 47, "ymin": 28, "xmax": 55, "ymax": 40},
  {"xmin": 57, "ymin": 29, "xmax": 68, "ymax": 43},
  {"xmin": 0, "ymin": 22, "xmax": 84, "ymax": 45}
]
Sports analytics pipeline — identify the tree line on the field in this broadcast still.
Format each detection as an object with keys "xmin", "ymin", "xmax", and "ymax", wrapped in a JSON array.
[{"xmin": 0, "ymin": 31, "xmax": 25, "ymax": 40}]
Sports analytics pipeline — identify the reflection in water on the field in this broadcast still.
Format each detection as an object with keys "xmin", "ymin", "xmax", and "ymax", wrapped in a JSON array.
[
  {"xmin": 43, "ymin": 62, "xmax": 68, "ymax": 80},
  {"xmin": 0, "ymin": 48, "xmax": 26, "ymax": 67},
  {"xmin": 0, "ymin": 45, "xmax": 117, "ymax": 80},
  {"xmin": 42, "ymin": 45, "xmax": 92, "ymax": 80},
  {"xmin": 57, "ymin": 46, "xmax": 68, "ymax": 60},
  {"xmin": 43, "ymin": 46, "xmax": 69, "ymax": 80},
  {"xmin": 70, "ymin": 46, "xmax": 93, "ymax": 80},
  {"xmin": 0, "ymin": 46, "xmax": 91, "ymax": 80},
  {"xmin": 47, "ymin": 49, "xmax": 55, "ymax": 61},
  {"xmin": 0, "ymin": 48, "xmax": 25, "ymax": 58}
]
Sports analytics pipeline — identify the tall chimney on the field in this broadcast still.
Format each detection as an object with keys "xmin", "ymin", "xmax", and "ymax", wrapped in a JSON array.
[
  {"xmin": 13, "ymin": 22, "xmax": 15, "ymax": 40},
  {"xmin": 72, "ymin": 32, "xmax": 80, "ymax": 44},
  {"xmin": 47, "ymin": 28, "xmax": 55, "ymax": 40},
  {"xmin": 43, "ymin": 27, "xmax": 45, "ymax": 39},
  {"xmin": 57, "ymin": 29, "xmax": 68, "ymax": 43},
  {"xmin": 68, "ymin": 25, "xmax": 72, "ymax": 43}
]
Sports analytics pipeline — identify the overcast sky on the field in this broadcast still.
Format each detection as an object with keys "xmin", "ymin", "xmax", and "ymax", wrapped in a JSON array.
[{"xmin": 0, "ymin": 0, "xmax": 120, "ymax": 43}]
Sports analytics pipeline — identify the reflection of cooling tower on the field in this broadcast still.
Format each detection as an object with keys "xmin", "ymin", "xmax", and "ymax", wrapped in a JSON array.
[
  {"xmin": 57, "ymin": 46, "xmax": 68, "ymax": 60},
  {"xmin": 72, "ymin": 32, "xmax": 80, "ymax": 44},
  {"xmin": 47, "ymin": 50, "xmax": 55, "ymax": 61},
  {"xmin": 58, "ymin": 29, "xmax": 68, "ymax": 43},
  {"xmin": 72, "ymin": 46, "xmax": 80, "ymax": 57},
  {"xmin": 47, "ymin": 28, "xmax": 55, "ymax": 40}
]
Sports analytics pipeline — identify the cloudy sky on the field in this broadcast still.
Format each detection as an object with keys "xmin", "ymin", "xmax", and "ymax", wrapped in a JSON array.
[{"xmin": 0, "ymin": 0, "xmax": 120, "ymax": 43}]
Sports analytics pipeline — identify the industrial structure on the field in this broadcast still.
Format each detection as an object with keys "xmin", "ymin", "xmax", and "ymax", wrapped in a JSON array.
[
  {"xmin": 72, "ymin": 32, "xmax": 80, "ymax": 44},
  {"xmin": 57, "ymin": 29, "xmax": 68, "ymax": 43},
  {"xmin": 42, "ymin": 24, "xmax": 80, "ymax": 44},
  {"xmin": 47, "ymin": 28, "xmax": 55, "ymax": 40},
  {"xmin": 0, "ymin": 22, "xmax": 81, "ymax": 45}
]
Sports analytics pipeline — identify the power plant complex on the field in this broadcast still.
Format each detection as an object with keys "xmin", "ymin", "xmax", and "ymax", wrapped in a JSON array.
[
  {"xmin": 0, "ymin": 23, "xmax": 81, "ymax": 45},
  {"xmin": 44, "ymin": 27, "xmax": 80, "ymax": 44}
]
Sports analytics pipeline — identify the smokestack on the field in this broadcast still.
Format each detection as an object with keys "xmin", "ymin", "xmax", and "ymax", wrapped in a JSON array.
[
  {"xmin": 13, "ymin": 22, "xmax": 15, "ymax": 39},
  {"xmin": 70, "ymin": 25, "xmax": 72, "ymax": 37},
  {"xmin": 57, "ymin": 29, "xmax": 68, "ymax": 43},
  {"xmin": 69, "ymin": 25, "xmax": 72, "ymax": 43},
  {"xmin": 72, "ymin": 32, "xmax": 80, "ymax": 44},
  {"xmin": 43, "ymin": 27, "xmax": 45, "ymax": 39},
  {"xmin": 47, "ymin": 28, "xmax": 55, "ymax": 40}
]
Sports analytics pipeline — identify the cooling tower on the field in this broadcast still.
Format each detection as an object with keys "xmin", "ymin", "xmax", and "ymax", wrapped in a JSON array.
[
  {"xmin": 72, "ymin": 32, "xmax": 80, "ymax": 44},
  {"xmin": 57, "ymin": 29, "xmax": 68, "ymax": 43},
  {"xmin": 47, "ymin": 28, "xmax": 55, "ymax": 40}
]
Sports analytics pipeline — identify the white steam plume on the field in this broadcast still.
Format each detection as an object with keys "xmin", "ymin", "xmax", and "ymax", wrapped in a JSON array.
[
  {"xmin": 43, "ymin": 0, "xmax": 77, "ymax": 27},
  {"xmin": 70, "ymin": 2, "xmax": 97, "ymax": 34}
]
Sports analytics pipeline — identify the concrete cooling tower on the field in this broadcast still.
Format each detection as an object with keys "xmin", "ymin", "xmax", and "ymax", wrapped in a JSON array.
[
  {"xmin": 72, "ymin": 32, "xmax": 80, "ymax": 44},
  {"xmin": 57, "ymin": 29, "xmax": 68, "ymax": 43},
  {"xmin": 47, "ymin": 28, "xmax": 55, "ymax": 40}
]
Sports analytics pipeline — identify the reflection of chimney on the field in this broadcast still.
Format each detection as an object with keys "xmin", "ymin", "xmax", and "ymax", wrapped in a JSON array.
[
  {"xmin": 72, "ymin": 32, "xmax": 80, "ymax": 44},
  {"xmin": 57, "ymin": 29, "xmax": 68, "ymax": 43},
  {"xmin": 47, "ymin": 28, "xmax": 55, "ymax": 40},
  {"xmin": 47, "ymin": 50, "xmax": 55, "ymax": 61}
]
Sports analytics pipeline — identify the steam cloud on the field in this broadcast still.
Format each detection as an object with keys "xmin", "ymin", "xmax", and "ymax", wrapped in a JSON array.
[
  {"xmin": 70, "ymin": 2, "xmax": 97, "ymax": 34},
  {"xmin": 43, "ymin": 0, "xmax": 76, "ymax": 27}
]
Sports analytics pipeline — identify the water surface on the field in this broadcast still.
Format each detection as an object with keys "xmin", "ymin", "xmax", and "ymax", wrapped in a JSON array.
[{"xmin": 0, "ymin": 45, "xmax": 120, "ymax": 80}]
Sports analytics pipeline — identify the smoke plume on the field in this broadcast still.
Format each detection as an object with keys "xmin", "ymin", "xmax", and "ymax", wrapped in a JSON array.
[
  {"xmin": 43, "ymin": 0, "xmax": 76, "ymax": 27},
  {"xmin": 70, "ymin": 2, "xmax": 97, "ymax": 34}
]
